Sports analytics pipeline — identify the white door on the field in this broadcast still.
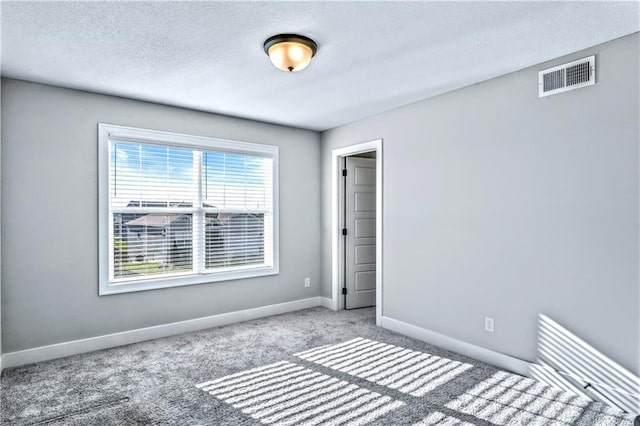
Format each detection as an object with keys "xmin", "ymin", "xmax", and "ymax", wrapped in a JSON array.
[{"xmin": 344, "ymin": 157, "xmax": 376, "ymax": 309}]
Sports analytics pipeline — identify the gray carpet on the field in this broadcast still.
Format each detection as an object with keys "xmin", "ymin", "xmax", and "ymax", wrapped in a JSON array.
[{"xmin": 0, "ymin": 307, "xmax": 633, "ymax": 425}]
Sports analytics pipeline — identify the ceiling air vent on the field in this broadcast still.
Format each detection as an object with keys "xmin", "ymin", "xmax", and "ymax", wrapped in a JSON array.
[{"xmin": 539, "ymin": 55, "xmax": 595, "ymax": 97}]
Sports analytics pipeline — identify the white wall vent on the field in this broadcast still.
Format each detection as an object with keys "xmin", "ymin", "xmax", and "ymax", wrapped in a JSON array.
[{"xmin": 539, "ymin": 55, "xmax": 595, "ymax": 97}]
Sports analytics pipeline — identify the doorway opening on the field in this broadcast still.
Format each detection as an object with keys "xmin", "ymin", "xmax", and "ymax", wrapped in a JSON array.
[
  {"xmin": 342, "ymin": 153, "xmax": 376, "ymax": 310},
  {"xmin": 330, "ymin": 139, "xmax": 382, "ymax": 326}
]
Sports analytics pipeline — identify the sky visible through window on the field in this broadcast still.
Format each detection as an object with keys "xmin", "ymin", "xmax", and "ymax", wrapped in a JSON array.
[{"xmin": 111, "ymin": 142, "xmax": 271, "ymax": 210}]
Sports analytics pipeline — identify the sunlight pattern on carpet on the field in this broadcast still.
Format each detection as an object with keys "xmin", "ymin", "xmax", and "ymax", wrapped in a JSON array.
[
  {"xmin": 413, "ymin": 411, "xmax": 476, "ymax": 425},
  {"xmin": 196, "ymin": 361, "xmax": 404, "ymax": 426},
  {"xmin": 445, "ymin": 371, "xmax": 631, "ymax": 426},
  {"xmin": 294, "ymin": 338, "xmax": 473, "ymax": 397}
]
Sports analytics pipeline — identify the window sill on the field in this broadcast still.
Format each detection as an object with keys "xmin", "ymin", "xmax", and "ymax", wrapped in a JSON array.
[{"xmin": 99, "ymin": 266, "xmax": 279, "ymax": 296}]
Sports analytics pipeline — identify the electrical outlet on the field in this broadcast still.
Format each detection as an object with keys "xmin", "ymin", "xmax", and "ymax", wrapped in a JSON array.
[
  {"xmin": 485, "ymin": 316, "xmax": 495, "ymax": 333},
  {"xmin": 304, "ymin": 278, "xmax": 311, "ymax": 288}
]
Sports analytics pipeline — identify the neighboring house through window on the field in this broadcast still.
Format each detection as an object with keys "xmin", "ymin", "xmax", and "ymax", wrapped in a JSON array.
[{"xmin": 98, "ymin": 124, "xmax": 279, "ymax": 295}]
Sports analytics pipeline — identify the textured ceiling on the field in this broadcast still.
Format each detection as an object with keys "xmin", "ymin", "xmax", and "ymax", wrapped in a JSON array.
[{"xmin": 1, "ymin": 1, "xmax": 638, "ymax": 131}]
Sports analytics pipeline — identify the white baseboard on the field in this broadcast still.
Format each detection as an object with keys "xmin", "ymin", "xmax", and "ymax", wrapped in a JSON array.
[
  {"xmin": 2, "ymin": 297, "xmax": 322, "ymax": 370},
  {"xmin": 380, "ymin": 316, "xmax": 533, "ymax": 376},
  {"xmin": 320, "ymin": 297, "xmax": 334, "ymax": 309}
]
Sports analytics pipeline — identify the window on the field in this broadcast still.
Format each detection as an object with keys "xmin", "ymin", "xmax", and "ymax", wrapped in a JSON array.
[{"xmin": 98, "ymin": 124, "xmax": 279, "ymax": 295}]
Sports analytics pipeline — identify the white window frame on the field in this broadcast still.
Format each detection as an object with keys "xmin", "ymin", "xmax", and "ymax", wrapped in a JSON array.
[{"xmin": 98, "ymin": 123, "xmax": 279, "ymax": 295}]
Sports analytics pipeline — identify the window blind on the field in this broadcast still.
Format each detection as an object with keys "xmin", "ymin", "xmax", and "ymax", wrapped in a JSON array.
[{"xmin": 100, "ymin": 125, "xmax": 277, "ymax": 294}]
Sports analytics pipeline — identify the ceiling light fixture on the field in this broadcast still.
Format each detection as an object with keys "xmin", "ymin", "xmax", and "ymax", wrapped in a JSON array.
[{"xmin": 263, "ymin": 34, "xmax": 317, "ymax": 73}]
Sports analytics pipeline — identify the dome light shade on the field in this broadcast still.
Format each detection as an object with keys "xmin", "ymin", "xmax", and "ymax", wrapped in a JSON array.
[{"xmin": 263, "ymin": 34, "xmax": 317, "ymax": 72}]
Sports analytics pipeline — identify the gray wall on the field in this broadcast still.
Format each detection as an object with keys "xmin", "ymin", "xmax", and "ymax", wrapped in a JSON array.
[
  {"xmin": 0, "ymin": 77, "xmax": 2, "ymax": 364},
  {"xmin": 1, "ymin": 79, "xmax": 321, "ymax": 353},
  {"xmin": 321, "ymin": 33, "xmax": 640, "ymax": 375}
]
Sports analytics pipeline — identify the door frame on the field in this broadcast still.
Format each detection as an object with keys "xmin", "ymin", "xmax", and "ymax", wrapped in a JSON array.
[{"xmin": 330, "ymin": 139, "xmax": 383, "ymax": 326}]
